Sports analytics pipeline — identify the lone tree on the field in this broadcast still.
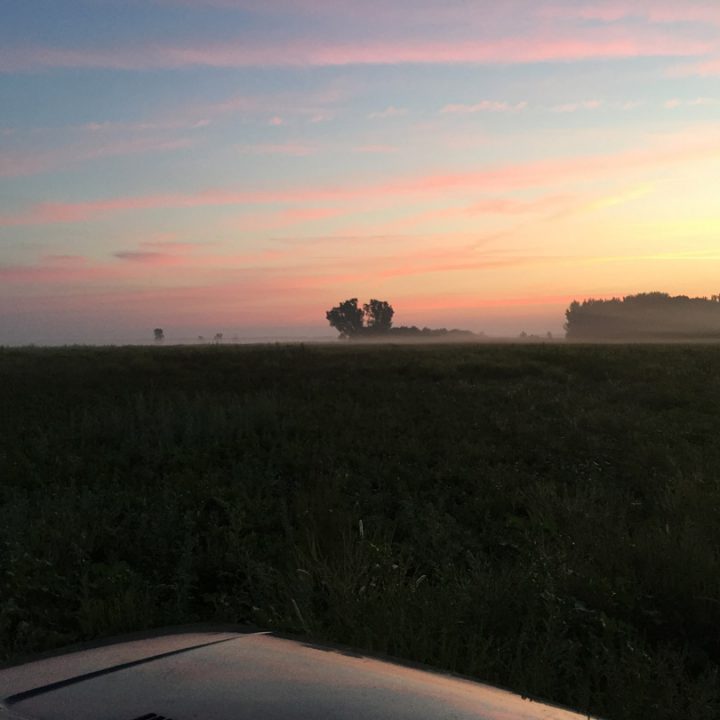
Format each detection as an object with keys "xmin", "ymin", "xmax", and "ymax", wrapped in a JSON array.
[
  {"xmin": 153, "ymin": 328, "xmax": 164, "ymax": 342},
  {"xmin": 326, "ymin": 298, "xmax": 366, "ymax": 338},
  {"xmin": 326, "ymin": 298, "xmax": 394, "ymax": 338},
  {"xmin": 363, "ymin": 299, "xmax": 394, "ymax": 333}
]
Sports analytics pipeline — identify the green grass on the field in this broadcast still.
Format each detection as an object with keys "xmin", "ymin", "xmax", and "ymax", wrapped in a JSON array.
[{"xmin": 1, "ymin": 343, "xmax": 720, "ymax": 719}]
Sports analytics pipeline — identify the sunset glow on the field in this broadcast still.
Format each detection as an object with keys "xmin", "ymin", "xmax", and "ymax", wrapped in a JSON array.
[{"xmin": 2, "ymin": 0, "xmax": 720, "ymax": 342}]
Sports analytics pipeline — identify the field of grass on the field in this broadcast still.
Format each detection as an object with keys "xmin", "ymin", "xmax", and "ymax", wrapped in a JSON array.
[{"xmin": 1, "ymin": 343, "xmax": 719, "ymax": 719}]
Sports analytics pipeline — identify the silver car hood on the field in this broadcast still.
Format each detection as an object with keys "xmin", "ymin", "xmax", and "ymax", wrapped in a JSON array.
[{"xmin": 0, "ymin": 629, "xmax": 595, "ymax": 720}]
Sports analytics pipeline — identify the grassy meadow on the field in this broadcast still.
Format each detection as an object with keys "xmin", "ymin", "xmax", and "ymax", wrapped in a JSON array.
[{"xmin": 1, "ymin": 342, "xmax": 720, "ymax": 719}]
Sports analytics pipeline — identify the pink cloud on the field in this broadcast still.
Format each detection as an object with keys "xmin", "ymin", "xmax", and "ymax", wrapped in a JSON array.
[
  {"xmin": 466, "ymin": 194, "xmax": 578, "ymax": 216},
  {"xmin": 0, "ymin": 246, "xmax": 299, "ymax": 293},
  {"xmin": 671, "ymin": 58, "xmax": 720, "ymax": 77},
  {"xmin": 398, "ymin": 291, "xmax": 589, "ymax": 315},
  {"xmin": 2, "ymin": 28, "xmax": 709, "ymax": 73},
  {"xmin": 371, "ymin": 255, "xmax": 551, "ymax": 282},
  {"xmin": 0, "ymin": 261, "xmax": 119, "ymax": 285},
  {"xmin": 225, "ymin": 206, "xmax": 347, "ymax": 234},
  {"xmin": 2, "ymin": 276, "xmax": 332, "ymax": 329},
  {"xmin": 368, "ymin": 194, "xmax": 578, "ymax": 235},
  {"xmin": 278, "ymin": 207, "xmax": 343, "ymax": 222}
]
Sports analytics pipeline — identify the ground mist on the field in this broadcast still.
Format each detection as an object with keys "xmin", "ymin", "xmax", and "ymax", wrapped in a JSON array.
[{"xmin": 1, "ymin": 343, "xmax": 719, "ymax": 720}]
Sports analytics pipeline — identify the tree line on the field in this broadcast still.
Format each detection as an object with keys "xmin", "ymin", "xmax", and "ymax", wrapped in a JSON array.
[
  {"xmin": 329, "ymin": 293, "xmax": 720, "ymax": 342},
  {"xmin": 565, "ymin": 292, "xmax": 720, "ymax": 340}
]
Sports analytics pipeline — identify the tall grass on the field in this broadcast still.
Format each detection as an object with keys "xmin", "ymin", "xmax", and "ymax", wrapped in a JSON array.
[{"xmin": 1, "ymin": 343, "xmax": 719, "ymax": 719}]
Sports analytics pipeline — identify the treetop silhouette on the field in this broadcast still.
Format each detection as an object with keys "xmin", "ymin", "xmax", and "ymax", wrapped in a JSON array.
[
  {"xmin": 327, "ymin": 298, "xmax": 393, "ymax": 338},
  {"xmin": 326, "ymin": 298, "xmax": 368, "ymax": 338}
]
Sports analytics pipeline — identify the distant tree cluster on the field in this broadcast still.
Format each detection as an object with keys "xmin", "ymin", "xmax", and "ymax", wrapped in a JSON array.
[
  {"xmin": 388, "ymin": 326, "xmax": 476, "ymax": 339},
  {"xmin": 326, "ymin": 298, "xmax": 477, "ymax": 340},
  {"xmin": 565, "ymin": 292, "xmax": 720, "ymax": 340}
]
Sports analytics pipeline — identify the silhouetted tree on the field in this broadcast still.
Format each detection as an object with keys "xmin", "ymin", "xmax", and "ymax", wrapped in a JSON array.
[
  {"xmin": 213, "ymin": 332, "xmax": 223, "ymax": 344},
  {"xmin": 326, "ymin": 298, "xmax": 365, "ymax": 338},
  {"xmin": 363, "ymin": 299, "xmax": 394, "ymax": 333},
  {"xmin": 153, "ymin": 328, "xmax": 164, "ymax": 342}
]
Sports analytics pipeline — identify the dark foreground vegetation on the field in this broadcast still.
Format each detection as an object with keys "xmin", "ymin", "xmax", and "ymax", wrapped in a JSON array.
[{"xmin": 2, "ymin": 343, "xmax": 720, "ymax": 720}]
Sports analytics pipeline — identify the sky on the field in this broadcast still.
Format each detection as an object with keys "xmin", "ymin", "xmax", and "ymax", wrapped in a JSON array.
[{"xmin": 1, "ymin": 0, "xmax": 720, "ymax": 343}]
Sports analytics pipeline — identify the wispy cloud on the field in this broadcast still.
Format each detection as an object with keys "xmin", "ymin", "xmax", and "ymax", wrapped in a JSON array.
[
  {"xmin": 309, "ymin": 111, "xmax": 334, "ymax": 123},
  {"xmin": 665, "ymin": 97, "xmax": 720, "ymax": 109},
  {"xmin": 0, "ymin": 136, "xmax": 193, "ymax": 178},
  {"xmin": 236, "ymin": 142, "xmax": 316, "ymax": 156},
  {"xmin": 551, "ymin": 99, "xmax": 603, "ymax": 113},
  {"xmin": 81, "ymin": 119, "xmax": 210, "ymax": 132},
  {"xmin": 5, "ymin": 126, "xmax": 718, "ymax": 227},
  {"xmin": 0, "ymin": 257, "xmax": 119, "ymax": 285},
  {"xmin": 580, "ymin": 183, "xmax": 654, "ymax": 212},
  {"xmin": 621, "ymin": 100, "xmax": 645, "ymax": 110},
  {"xmin": 466, "ymin": 194, "xmax": 576, "ymax": 215},
  {"xmin": 368, "ymin": 184, "xmax": 651, "ymax": 236},
  {"xmin": 2, "ymin": 240, "xmax": 559, "ymax": 299},
  {"xmin": 278, "ymin": 207, "xmax": 345, "ymax": 223},
  {"xmin": 545, "ymin": 1, "xmax": 720, "ymax": 26},
  {"xmin": 368, "ymin": 106, "xmax": 408, "ymax": 119},
  {"xmin": 114, "ymin": 251, "xmax": 183, "ymax": 264},
  {"xmin": 66, "ymin": 0, "xmax": 720, "ymax": 32},
  {"xmin": 352, "ymin": 144, "xmax": 399, "ymax": 153},
  {"xmin": 150, "ymin": 80, "xmax": 351, "ymax": 133},
  {"xmin": 140, "ymin": 239, "xmax": 216, "ymax": 252},
  {"xmin": 441, "ymin": 100, "xmax": 527, "ymax": 114}
]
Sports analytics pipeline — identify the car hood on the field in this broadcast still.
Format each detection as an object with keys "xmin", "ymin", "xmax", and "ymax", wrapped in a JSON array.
[{"xmin": 0, "ymin": 629, "xmax": 596, "ymax": 720}]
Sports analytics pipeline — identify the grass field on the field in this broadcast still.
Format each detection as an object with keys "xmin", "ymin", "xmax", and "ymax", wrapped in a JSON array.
[{"xmin": 1, "ymin": 343, "xmax": 719, "ymax": 719}]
